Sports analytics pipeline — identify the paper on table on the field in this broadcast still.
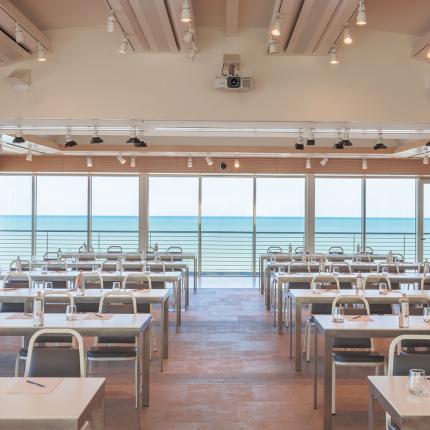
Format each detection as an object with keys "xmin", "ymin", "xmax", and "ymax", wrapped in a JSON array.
[
  {"xmin": 0, "ymin": 288, "xmax": 18, "ymax": 292},
  {"xmin": 84, "ymin": 313, "xmax": 113, "ymax": 320},
  {"xmin": 7, "ymin": 378, "xmax": 63, "ymax": 395},
  {"xmin": 6, "ymin": 313, "xmax": 33, "ymax": 320},
  {"xmin": 344, "ymin": 315, "xmax": 374, "ymax": 322},
  {"xmin": 131, "ymin": 289, "xmax": 150, "ymax": 294}
]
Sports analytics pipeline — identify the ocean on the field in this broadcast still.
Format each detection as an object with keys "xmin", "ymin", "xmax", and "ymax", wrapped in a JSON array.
[{"xmin": 0, "ymin": 215, "xmax": 428, "ymax": 272}]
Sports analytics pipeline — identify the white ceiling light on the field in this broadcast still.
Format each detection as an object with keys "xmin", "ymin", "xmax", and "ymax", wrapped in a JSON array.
[
  {"xmin": 15, "ymin": 22, "xmax": 24, "ymax": 44},
  {"xmin": 205, "ymin": 155, "xmax": 213, "ymax": 166},
  {"xmin": 86, "ymin": 157, "xmax": 93, "ymax": 167},
  {"xmin": 329, "ymin": 46, "xmax": 338, "ymax": 64},
  {"xmin": 320, "ymin": 157, "xmax": 328, "ymax": 166},
  {"xmin": 130, "ymin": 156, "xmax": 136, "ymax": 168},
  {"xmin": 362, "ymin": 158, "xmax": 368, "ymax": 170},
  {"xmin": 116, "ymin": 154, "xmax": 126, "ymax": 165},
  {"xmin": 271, "ymin": 13, "xmax": 282, "ymax": 37},
  {"xmin": 25, "ymin": 149, "xmax": 32, "ymax": 162},
  {"xmin": 37, "ymin": 43, "xmax": 46, "ymax": 62},
  {"xmin": 234, "ymin": 158, "xmax": 240, "ymax": 168},
  {"xmin": 118, "ymin": 37, "xmax": 128, "ymax": 54},
  {"xmin": 356, "ymin": 0, "xmax": 367, "ymax": 26},
  {"xmin": 268, "ymin": 37, "xmax": 278, "ymax": 54},
  {"xmin": 427, "ymin": 47, "xmax": 430, "ymax": 59},
  {"xmin": 187, "ymin": 156, "xmax": 193, "ymax": 168},
  {"xmin": 306, "ymin": 158, "xmax": 311, "ymax": 169},
  {"xmin": 343, "ymin": 25, "xmax": 353, "ymax": 45},
  {"xmin": 106, "ymin": 13, "xmax": 116, "ymax": 33},
  {"xmin": 424, "ymin": 154, "xmax": 429, "ymax": 165},
  {"xmin": 181, "ymin": 0, "xmax": 191, "ymax": 23}
]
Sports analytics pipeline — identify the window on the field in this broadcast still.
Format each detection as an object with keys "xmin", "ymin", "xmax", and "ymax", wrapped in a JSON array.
[
  {"xmin": 424, "ymin": 183, "xmax": 430, "ymax": 260},
  {"xmin": 35, "ymin": 176, "xmax": 88, "ymax": 257},
  {"xmin": 91, "ymin": 176, "xmax": 139, "ymax": 252},
  {"xmin": 0, "ymin": 175, "xmax": 32, "ymax": 265},
  {"xmin": 365, "ymin": 178, "xmax": 416, "ymax": 260},
  {"xmin": 315, "ymin": 178, "xmax": 362, "ymax": 254}
]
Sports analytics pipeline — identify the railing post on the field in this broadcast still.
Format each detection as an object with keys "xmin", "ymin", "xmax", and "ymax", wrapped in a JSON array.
[
  {"xmin": 198, "ymin": 176, "xmax": 202, "ymax": 276},
  {"xmin": 252, "ymin": 176, "xmax": 256, "ymax": 276}
]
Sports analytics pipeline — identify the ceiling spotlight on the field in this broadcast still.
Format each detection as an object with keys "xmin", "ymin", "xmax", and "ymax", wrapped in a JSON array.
[
  {"xmin": 37, "ymin": 42, "xmax": 46, "ymax": 62},
  {"xmin": 334, "ymin": 130, "xmax": 344, "ymax": 149},
  {"xmin": 183, "ymin": 26, "xmax": 194, "ymax": 43},
  {"xmin": 320, "ymin": 157, "xmax": 328, "ymax": 167},
  {"xmin": 187, "ymin": 45, "xmax": 198, "ymax": 60},
  {"xmin": 234, "ymin": 158, "xmax": 240, "ymax": 168},
  {"xmin": 295, "ymin": 130, "xmax": 304, "ymax": 150},
  {"xmin": 106, "ymin": 13, "xmax": 116, "ymax": 33},
  {"xmin": 12, "ymin": 126, "xmax": 25, "ymax": 143},
  {"xmin": 15, "ymin": 22, "xmax": 24, "ymax": 44},
  {"xmin": 306, "ymin": 158, "xmax": 311, "ymax": 169},
  {"xmin": 343, "ymin": 25, "xmax": 353, "ymax": 45},
  {"xmin": 268, "ymin": 37, "xmax": 278, "ymax": 54},
  {"xmin": 117, "ymin": 154, "xmax": 126, "ymax": 165},
  {"xmin": 65, "ymin": 130, "xmax": 77, "ymax": 148},
  {"xmin": 362, "ymin": 158, "xmax": 368, "ymax": 170},
  {"xmin": 187, "ymin": 157, "xmax": 193, "ymax": 168},
  {"xmin": 271, "ymin": 13, "xmax": 282, "ymax": 37},
  {"xmin": 126, "ymin": 128, "xmax": 137, "ymax": 144},
  {"xmin": 374, "ymin": 131, "xmax": 387, "ymax": 150},
  {"xmin": 356, "ymin": 0, "xmax": 367, "ymax": 26},
  {"xmin": 426, "ymin": 141, "xmax": 430, "ymax": 147},
  {"xmin": 130, "ymin": 157, "xmax": 136, "ymax": 168},
  {"xmin": 424, "ymin": 154, "xmax": 429, "ymax": 165},
  {"xmin": 205, "ymin": 155, "xmax": 213, "ymax": 166},
  {"xmin": 118, "ymin": 37, "xmax": 128, "ymax": 54},
  {"xmin": 181, "ymin": 0, "xmax": 192, "ymax": 23},
  {"xmin": 306, "ymin": 128, "xmax": 315, "ymax": 146},
  {"xmin": 342, "ymin": 129, "xmax": 352, "ymax": 146},
  {"xmin": 329, "ymin": 46, "xmax": 338, "ymax": 64},
  {"xmin": 25, "ymin": 150, "xmax": 32, "ymax": 162},
  {"xmin": 90, "ymin": 128, "xmax": 103, "ymax": 144},
  {"xmin": 86, "ymin": 157, "xmax": 93, "ymax": 167},
  {"xmin": 427, "ymin": 48, "xmax": 430, "ymax": 59},
  {"xmin": 134, "ymin": 129, "xmax": 147, "ymax": 147}
]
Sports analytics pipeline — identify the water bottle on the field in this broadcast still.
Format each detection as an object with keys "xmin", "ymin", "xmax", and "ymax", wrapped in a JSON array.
[
  {"xmin": 399, "ymin": 293, "xmax": 410, "ymax": 328},
  {"xmin": 356, "ymin": 272, "xmax": 364, "ymax": 294},
  {"xmin": 57, "ymin": 248, "xmax": 62, "ymax": 260},
  {"xmin": 288, "ymin": 243, "xmax": 292, "ymax": 255},
  {"xmin": 33, "ymin": 291, "xmax": 44, "ymax": 327},
  {"xmin": 356, "ymin": 243, "xmax": 361, "ymax": 255},
  {"xmin": 424, "ymin": 259, "xmax": 429, "ymax": 275},
  {"xmin": 16, "ymin": 256, "xmax": 22, "ymax": 272},
  {"xmin": 388, "ymin": 250, "xmax": 394, "ymax": 264},
  {"xmin": 75, "ymin": 270, "xmax": 84, "ymax": 295}
]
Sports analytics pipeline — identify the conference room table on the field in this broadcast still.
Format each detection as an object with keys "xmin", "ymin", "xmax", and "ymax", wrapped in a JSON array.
[
  {"xmin": 0, "ymin": 270, "xmax": 184, "ymax": 332},
  {"xmin": 368, "ymin": 376, "xmax": 430, "ymax": 430},
  {"xmin": 0, "ymin": 377, "xmax": 105, "ymax": 430},
  {"xmin": 313, "ymin": 315, "xmax": 430, "ymax": 430},
  {"xmin": 288, "ymin": 288, "xmax": 430, "ymax": 371},
  {"xmin": 0, "ymin": 288, "xmax": 170, "ymax": 371},
  {"xmin": 0, "ymin": 312, "xmax": 152, "ymax": 408}
]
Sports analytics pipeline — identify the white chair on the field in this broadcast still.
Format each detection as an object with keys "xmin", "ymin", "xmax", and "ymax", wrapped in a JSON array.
[
  {"xmin": 330, "ymin": 295, "xmax": 385, "ymax": 415},
  {"xmin": 363, "ymin": 274, "xmax": 392, "ymax": 290},
  {"xmin": 377, "ymin": 262, "xmax": 399, "ymax": 274},
  {"xmin": 9, "ymin": 258, "xmax": 31, "ymax": 272},
  {"xmin": 1, "ymin": 272, "xmax": 31, "ymax": 313},
  {"xmin": 329, "ymin": 262, "xmax": 351, "ymax": 273},
  {"xmin": 420, "ymin": 274, "xmax": 430, "ymax": 291},
  {"xmin": 24, "ymin": 328, "xmax": 85, "ymax": 377}
]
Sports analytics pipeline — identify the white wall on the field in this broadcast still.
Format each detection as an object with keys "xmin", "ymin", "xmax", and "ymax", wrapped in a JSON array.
[{"xmin": 0, "ymin": 25, "xmax": 428, "ymax": 122}]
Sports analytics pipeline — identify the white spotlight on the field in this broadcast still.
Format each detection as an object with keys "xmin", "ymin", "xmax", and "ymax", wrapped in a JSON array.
[
  {"xmin": 181, "ymin": 0, "xmax": 191, "ymax": 23},
  {"xmin": 205, "ymin": 155, "xmax": 213, "ymax": 166},
  {"xmin": 320, "ymin": 157, "xmax": 328, "ymax": 167},
  {"xmin": 343, "ymin": 25, "xmax": 353, "ymax": 45},
  {"xmin": 118, "ymin": 37, "xmax": 128, "ymax": 54},
  {"xmin": 25, "ymin": 150, "xmax": 32, "ymax": 162},
  {"xmin": 234, "ymin": 158, "xmax": 240, "ymax": 168},
  {"xmin": 86, "ymin": 157, "xmax": 93, "ymax": 167},
  {"xmin": 356, "ymin": 0, "xmax": 367, "ymax": 26},
  {"xmin": 107, "ymin": 13, "xmax": 116, "ymax": 33},
  {"xmin": 117, "ymin": 154, "xmax": 126, "ymax": 165},
  {"xmin": 271, "ymin": 13, "xmax": 282, "ymax": 37},
  {"xmin": 37, "ymin": 43, "xmax": 46, "ymax": 62},
  {"xmin": 427, "ymin": 48, "xmax": 430, "ymax": 59},
  {"xmin": 268, "ymin": 37, "xmax": 278, "ymax": 54},
  {"xmin": 187, "ymin": 157, "xmax": 193, "ymax": 168},
  {"xmin": 15, "ymin": 23, "xmax": 24, "ymax": 44},
  {"xmin": 306, "ymin": 158, "xmax": 311, "ymax": 169},
  {"xmin": 329, "ymin": 46, "xmax": 338, "ymax": 64},
  {"xmin": 130, "ymin": 157, "xmax": 136, "ymax": 168},
  {"xmin": 362, "ymin": 158, "xmax": 368, "ymax": 170},
  {"xmin": 424, "ymin": 154, "xmax": 429, "ymax": 165}
]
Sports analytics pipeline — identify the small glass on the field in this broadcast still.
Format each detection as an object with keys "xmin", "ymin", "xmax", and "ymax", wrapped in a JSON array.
[
  {"xmin": 378, "ymin": 283, "xmax": 388, "ymax": 295},
  {"xmin": 332, "ymin": 307, "xmax": 344, "ymax": 323},
  {"xmin": 382, "ymin": 266, "xmax": 389, "ymax": 276},
  {"xmin": 332, "ymin": 267, "xmax": 340, "ymax": 275},
  {"xmin": 408, "ymin": 369, "xmax": 429, "ymax": 396},
  {"xmin": 424, "ymin": 307, "xmax": 430, "ymax": 323},
  {"xmin": 65, "ymin": 304, "xmax": 77, "ymax": 321},
  {"xmin": 92, "ymin": 265, "xmax": 98, "ymax": 272},
  {"xmin": 112, "ymin": 281, "xmax": 121, "ymax": 290},
  {"xmin": 44, "ymin": 281, "xmax": 53, "ymax": 290}
]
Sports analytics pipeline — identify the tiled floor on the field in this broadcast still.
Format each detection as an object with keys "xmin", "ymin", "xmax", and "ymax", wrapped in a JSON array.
[{"xmin": 0, "ymin": 283, "xmax": 387, "ymax": 429}]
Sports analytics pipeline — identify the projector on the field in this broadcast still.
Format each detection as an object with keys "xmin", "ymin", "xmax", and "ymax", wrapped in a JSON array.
[{"xmin": 214, "ymin": 75, "xmax": 252, "ymax": 91}]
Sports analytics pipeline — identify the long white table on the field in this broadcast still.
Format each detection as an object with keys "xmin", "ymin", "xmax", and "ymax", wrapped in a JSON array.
[
  {"xmin": 313, "ymin": 315, "xmax": 430, "ymax": 430},
  {"xmin": 0, "ymin": 288, "xmax": 170, "ymax": 371},
  {"xmin": 0, "ymin": 377, "xmax": 105, "ymax": 430},
  {"xmin": 0, "ymin": 312, "xmax": 152, "ymax": 408}
]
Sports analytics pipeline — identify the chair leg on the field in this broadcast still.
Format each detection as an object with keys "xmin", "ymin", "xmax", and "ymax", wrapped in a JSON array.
[
  {"xmin": 331, "ymin": 361, "xmax": 336, "ymax": 415},
  {"xmin": 375, "ymin": 366, "xmax": 379, "ymax": 376},
  {"xmin": 306, "ymin": 323, "xmax": 312, "ymax": 363},
  {"xmin": 273, "ymin": 283, "xmax": 277, "ymax": 327},
  {"xmin": 87, "ymin": 359, "xmax": 93, "ymax": 377},
  {"xmin": 14, "ymin": 355, "xmax": 20, "ymax": 377},
  {"xmin": 303, "ymin": 320, "xmax": 308, "ymax": 355},
  {"xmin": 134, "ymin": 357, "xmax": 139, "ymax": 409}
]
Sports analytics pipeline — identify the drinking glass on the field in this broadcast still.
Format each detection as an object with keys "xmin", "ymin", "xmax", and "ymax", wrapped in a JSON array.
[
  {"xmin": 408, "ymin": 369, "xmax": 429, "ymax": 396},
  {"xmin": 112, "ymin": 281, "xmax": 121, "ymax": 290},
  {"xmin": 44, "ymin": 281, "xmax": 53, "ymax": 290},
  {"xmin": 92, "ymin": 265, "xmax": 98, "ymax": 272},
  {"xmin": 65, "ymin": 304, "xmax": 77, "ymax": 321},
  {"xmin": 382, "ymin": 266, "xmax": 389, "ymax": 276},
  {"xmin": 424, "ymin": 307, "xmax": 430, "ymax": 323},
  {"xmin": 332, "ymin": 267, "xmax": 340, "ymax": 275},
  {"xmin": 378, "ymin": 283, "xmax": 388, "ymax": 295},
  {"xmin": 332, "ymin": 307, "xmax": 344, "ymax": 323}
]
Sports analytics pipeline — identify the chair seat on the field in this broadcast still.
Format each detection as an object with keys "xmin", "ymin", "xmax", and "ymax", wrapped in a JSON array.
[
  {"xmin": 87, "ymin": 346, "xmax": 136, "ymax": 358},
  {"xmin": 332, "ymin": 350, "xmax": 385, "ymax": 363},
  {"xmin": 401, "ymin": 339, "xmax": 430, "ymax": 349},
  {"xmin": 98, "ymin": 336, "xmax": 135, "ymax": 344},
  {"xmin": 19, "ymin": 344, "xmax": 72, "ymax": 359}
]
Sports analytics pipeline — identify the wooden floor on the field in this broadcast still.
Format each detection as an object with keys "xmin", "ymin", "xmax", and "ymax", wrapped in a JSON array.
[{"xmin": 0, "ymin": 284, "xmax": 387, "ymax": 429}]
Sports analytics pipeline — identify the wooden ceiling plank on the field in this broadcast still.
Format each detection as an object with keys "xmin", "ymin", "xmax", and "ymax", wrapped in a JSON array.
[
  {"xmin": 225, "ymin": 0, "xmax": 240, "ymax": 37},
  {"xmin": 153, "ymin": 0, "xmax": 178, "ymax": 51},
  {"xmin": 165, "ymin": 0, "xmax": 197, "ymax": 51},
  {"xmin": 286, "ymin": 0, "xmax": 316, "ymax": 54},
  {"xmin": 0, "ymin": 31, "xmax": 32, "ymax": 61},
  {"xmin": 392, "ymin": 139, "xmax": 429, "ymax": 158},
  {"xmin": 412, "ymin": 29, "xmax": 430, "ymax": 61},
  {"xmin": 129, "ymin": 0, "xmax": 159, "ymax": 51}
]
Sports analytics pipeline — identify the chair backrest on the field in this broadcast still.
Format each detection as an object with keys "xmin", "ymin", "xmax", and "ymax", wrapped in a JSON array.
[
  {"xmin": 123, "ymin": 273, "xmax": 152, "ymax": 290},
  {"xmin": 363, "ymin": 247, "xmax": 374, "ymax": 254},
  {"xmin": 364, "ymin": 274, "xmax": 392, "ymax": 290},
  {"xmin": 125, "ymin": 252, "xmax": 144, "ymax": 262},
  {"xmin": 43, "ymin": 252, "xmax": 61, "ymax": 261},
  {"xmin": 311, "ymin": 274, "xmax": 340, "ymax": 290},
  {"xmin": 355, "ymin": 254, "xmax": 373, "ymax": 263},
  {"xmin": 388, "ymin": 335, "xmax": 430, "ymax": 376},
  {"xmin": 167, "ymin": 246, "xmax": 183, "ymax": 254},
  {"xmin": 46, "ymin": 260, "xmax": 67, "ymax": 271},
  {"xmin": 24, "ymin": 328, "xmax": 85, "ymax": 377},
  {"xmin": 3, "ymin": 271, "xmax": 31, "ymax": 289},
  {"xmin": 392, "ymin": 253, "xmax": 404, "ymax": 263},
  {"xmin": 77, "ymin": 252, "xmax": 95, "ymax": 262},
  {"xmin": 9, "ymin": 259, "xmax": 31, "ymax": 271},
  {"xmin": 78, "ymin": 243, "xmax": 93, "ymax": 253},
  {"xmin": 377, "ymin": 262, "xmax": 399, "ymax": 274},
  {"xmin": 267, "ymin": 246, "xmax": 282, "ymax": 254},
  {"xmin": 329, "ymin": 262, "xmax": 351, "ymax": 273},
  {"xmin": 42, "ymin": 290, "xmax": 75, "ymax": 307},
  {"xmin": 294, "ymin": 246, "xmax": 305, "ymax": 255},
  {"xmin": 288, "ymin": 262, "xmax": 310, "ymax": 273},
  {"xmin": 329, "ymin": 246, "xmax": 344, "ymax": 255},
  {"xmin": 99, "ymin": 290, "xmax": 137, "ymax": 314},
  {"xmin": 332, "ymin": 295, "xmax": 370, "ymax": 315},
  {"xmin": 107, "ymin": 245, "xmax": 122, "ymax": 254},
  {"xmin": 82, "ymin": 272, "xmax": 104, "ymax": 290},
  {"xmin": 421, "ymin": 275, "xmax": 430, "ymax": 291}
]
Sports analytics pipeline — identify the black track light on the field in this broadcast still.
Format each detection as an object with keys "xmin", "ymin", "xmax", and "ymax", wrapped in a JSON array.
[
  {"xmin": 295, "ymin": 143, "xmax": 304, "ymax": 150},
  {"xmin": 134, "ymin": 139, "xmax": 147, "ymax": 148},
  {"xmin": 306, "ymin": 128, "xmax": 315, "ymax": 145},
  {"xmin": 426, "ymin": 141, "xmax": 430, "ymax": 147},
  {"xmin": 341, "ymin": 129, "xmax": 352, "ymax": 146},
  {"xmin": 334, "ymin": 142, "xmax": 344, "ymax": 149},
  {"xmin": 374, "ymin": 142, "xmax": 387, "ymax": 150},
  {"xmin": 90, "ymin": 129, "xmax": 103, "ymax": 144},
  {"xmin": 306, "ymin": 139, "xmax": 315, "ymax": 146},
  {"xmin": 13, "ymin": 127, "xmax": 25, "ymax": 143},
  {"xmin": 65, "ymin": 130, "xmax": 77, "ymax": 148}
]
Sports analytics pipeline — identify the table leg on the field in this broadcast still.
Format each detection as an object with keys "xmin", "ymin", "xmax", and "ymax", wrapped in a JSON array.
[
  {"xmin": 184, "ymin": 269, "xmax": 189, "ymax": 310},
  {"xmin": 89, "ymin": 397, "xmax": 105, "ymax": 430},
  {"xmin": 323, "ymin": 333, "xmax": 334, "ymax": 430},
  {"xmin": 176, "ymin": 280, "xmax": 181, "ymax": 331},
  {"xmin": 277, "ymin": 279, "xmax": 283, "ymax": 333},
  {"xmin": 160, "ymin": 300, "xmax": 164, "ymax": 373},
  {"xmin": 142, "ymin": 327, "xmax": 150, "ymax": 407},
  {"xmin": 193, "ymin": 257, "xmax": 197, "ymax": 293},
  {"xmin": 136, "ymin": 333, "xmax": 143, "ymax": 409},
  {"xmin": 289, "ymin": 295, "xmax": 293, "ymax": 359},
  {"xmin": 313, "ymin": 323, "xmax": 318, "ymax": 409},
  {"xmin": 163, "ymin": 297, "xmax": 169, "ymax": 359},
  {"xmin": 260, "ymin": 257, "xmax": 264, "ymax": 294},
  {"xmin": 295, "ymin": 299, "xmax": 302, "ymax": 371},
  {"xmin": 368, "ymin": 384, "xmax": 375, "ymax": 430}
]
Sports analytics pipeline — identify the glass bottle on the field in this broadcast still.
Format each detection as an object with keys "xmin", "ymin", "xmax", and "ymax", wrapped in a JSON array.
[
  {"xmin": 33, "ymin": 291, "xmax": 44, "ymax": 327},
  {"xmin": 399, "ymin": 293, "xmax": 410, "ymax": 328},
  {"xmin": 356, "ymin": 272, "xmax": 364, "ymax": 294},
  {"xmin": 75, "ymin": 270, "xmax": 84, "ymax": 295}
]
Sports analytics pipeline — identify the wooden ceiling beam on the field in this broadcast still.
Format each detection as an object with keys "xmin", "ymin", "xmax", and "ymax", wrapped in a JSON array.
[
  {"xmin": 165, "ymin": 0, "xmax": 197, "ymax": 51},
  {"xmin": 153, "ymin": 0, "xmax": 179, "ymax": 51},
  {"xmin": 225, "ymin": 0, "xmax": 240, "ymax": 37},
  {"xmin": 392, "ymin": 139, "xmax": 429, "ymax": 158},
  {"xmin": 412, "ymin": 29, "xmax": 430, "ymax": 62}
]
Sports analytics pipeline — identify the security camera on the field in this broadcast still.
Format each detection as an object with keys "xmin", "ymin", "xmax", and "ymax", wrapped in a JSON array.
[{"xmin": 219, "ymin": 162, "xmax": 227, "ymax": 170}]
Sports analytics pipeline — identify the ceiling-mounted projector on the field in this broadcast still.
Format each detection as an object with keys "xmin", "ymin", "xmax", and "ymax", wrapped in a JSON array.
[{"xmin": 214, "ymin": 54, "xmax": 252, "ymax": 92}]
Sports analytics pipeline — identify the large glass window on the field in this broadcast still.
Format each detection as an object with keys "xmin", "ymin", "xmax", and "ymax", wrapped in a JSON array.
[
  {"xmin": 0, "ymin": 175, "xmax": 32, "ymax": 265},
  {"xmin": 315, "ymin": 178, "xmax": 362, "ymax": 254},
  {"xmin": 36, "ymin": 176, "xmax": 88, "ymax": 257},
  {"xmin": 148, "ymin": 176, "xmax": 198, "ymax": 254},
  {"xmin": 424, "ymin": 183, "xmax": 430, "ymax": 260},
  {"xmin": 366, "ymin": 178, "xmax": 416, "ymax": 260},
  {"xmin": 91, "ymin": 176, "xmax": 139, "ymax": 252},
  {"xmin": 201, "ymin": 177, "xmax": 253, "ymax": 273},
  {"xmin": 256, "ymin": 177, "xmax": 305, "ymax": 257}
]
